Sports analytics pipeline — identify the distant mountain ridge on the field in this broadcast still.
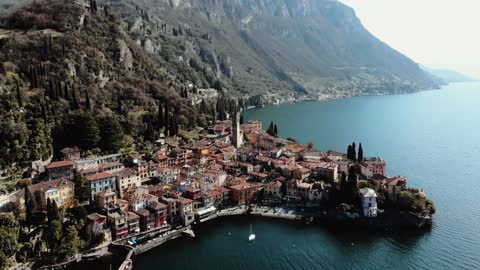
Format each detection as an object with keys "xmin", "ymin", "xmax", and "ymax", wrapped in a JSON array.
[
  {"xmin": 95, "ymin": 0, "xmax": 439, "ymax": 100},
  {"xmin": 1, "ymin": 0, "xmax": 441, "ymax": 100},
  {"xmin": 421, "ymin": 66, "xmax": 474, "ymax": 83}
]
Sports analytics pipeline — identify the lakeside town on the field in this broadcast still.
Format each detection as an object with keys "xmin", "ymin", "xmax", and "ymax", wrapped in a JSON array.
[{"xmin": 0, "ymin": 116, "xmax": 435, "ymax": 269}]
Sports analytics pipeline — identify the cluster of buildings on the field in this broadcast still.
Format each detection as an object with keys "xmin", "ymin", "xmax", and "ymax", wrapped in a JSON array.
[{"xmin": 12, "ymin": 116, "xmax": 423, "ymax": 241}]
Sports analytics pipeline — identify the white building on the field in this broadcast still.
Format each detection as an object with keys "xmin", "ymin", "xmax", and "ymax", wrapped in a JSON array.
[
  {"xmin": 86, "ymin": 172, "xmax": 117, "ymax": 200},
  {"xmin": 359, "ymin": 188, "xmax": 378, "ymax": 217}
]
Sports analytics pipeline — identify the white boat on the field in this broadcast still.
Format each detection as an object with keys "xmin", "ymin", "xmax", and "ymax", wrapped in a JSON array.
[{"xmin": 248, "ymin": 224, "xmax": 256, "ymax": 241}]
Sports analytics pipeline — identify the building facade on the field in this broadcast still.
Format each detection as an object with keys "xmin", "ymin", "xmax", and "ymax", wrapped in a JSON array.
[{"xmin": 87, "ymin": 172, "xmax": 117, "ymax": 200}]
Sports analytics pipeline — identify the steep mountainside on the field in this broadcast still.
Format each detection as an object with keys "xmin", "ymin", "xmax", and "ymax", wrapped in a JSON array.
[
  {"xmin": 99, "ymin": 0, "xmax": 439, "ymax": 101},
  {"xmin": 0, "ymin": 0, "xmax": 209, "ymax": 171}
]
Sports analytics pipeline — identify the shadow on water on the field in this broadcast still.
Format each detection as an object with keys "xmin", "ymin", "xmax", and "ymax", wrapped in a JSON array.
[
  {"xmin": 66, "ymin": 253, "xmax": 124, "ymax": 270},
  {"xmin": 141, "ymin": 215, "xmax": 427, "ymax": 259}
]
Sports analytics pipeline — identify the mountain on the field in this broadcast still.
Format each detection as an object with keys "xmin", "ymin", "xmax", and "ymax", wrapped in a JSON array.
[
  {"xmin": 95, "ymin": 0, "xmax": 439, "ymax": 101},
  {"xmin": 421, "ymin": 66, "xmax": 474, "ymax": 83}
]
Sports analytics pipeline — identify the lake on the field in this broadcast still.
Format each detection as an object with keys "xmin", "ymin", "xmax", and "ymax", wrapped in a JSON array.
[{"xmin": 79, "ymin": 82, "xmax": 480, "ymax": 270}]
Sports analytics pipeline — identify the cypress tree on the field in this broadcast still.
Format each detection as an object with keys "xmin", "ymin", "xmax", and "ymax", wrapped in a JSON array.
[
  {"xmin": 164, "ymin": 102, "xmax": 169, "ymax": 129},
  {"xmin": 117, "ymin": 96, "xmax": 122, "ymax": 114},
  {"xmin": 347, "ymin": 145, "xmax": 353, "ymax": 160},
  {"xmin": 16, "ymin": 80, "xmax": 23, "ymax": 107},
  {"xmin": 358, "ymin": 143, "xmax": 364, "ymax": 162},
  {"xmin": 240, "ymin": 114, "xmax": 244, "ymax": 125},
  {"xmin": 351, "ymin": 142, "xmax": 357, "ymax": 162},
  {"xmin": 273, "ymin": 124, "xmax": 278, "ymax": 136},
  {"xmin": 347, "ymin": 166, "xmax": 359, "ymax": 203},
  {"xmin": 48, "ymin": 79, "xmax": 55, "ymax": 99},
  {"xmin": 24, "ymin": 187, "xmax": 36, "ymax": 229},
  {"xmin": 85, "ymin": 89, "xmax": 91, "ymax": 110},
  {"xmin": 51, "ymin": 200, "xmax": 60, "ymax": 222},
  {"xmin": 28, "ymin": 65, "xmax": 34, "ymax": 88},
  {"xmin": 46, "ymin": 198, "xmax": 52, "ymax": 223},
  {"xmin": 158, "ymin": 102, "xmax": 164, "ymax": 129},
  {"xmin": 71, "ymin": 88, "xmax": 79, "ymax": 110},
  {"xmin": 64, "ymin": 83, "xmax": 70, "ymax": 101},
  {"xmin": 200, "ymin": 99, "xmax": 207, "ymax": 114},
  {"xmin": 267, "ymin": 121, "xmax": 274, "ymax": 136},
  {"xmin": 169, "ymin": 115, "xmax": 175, "ymax": 136},
  {"xmin": 43, "ymin": 37, "xmax": 48, "ymax": 56},
  {"xmin": 57, "ymin": 81, "xmax": 63, "ymax": 99},
  {"xmin": 54, "ymin": 81, "xmax": 59, "ymax": 101},
  {"xmin": 211, "ymin": 107, "xmax": 216, "ymax": 123},
  {"xmin": 42, "ymin": 103, "xmax": 48, "ymax": 124}
]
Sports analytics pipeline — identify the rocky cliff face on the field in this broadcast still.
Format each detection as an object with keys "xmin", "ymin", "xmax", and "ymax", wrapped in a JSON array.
[{"xmin": 99, "ymin": 0, "xmax": 438, "ymax": 100}]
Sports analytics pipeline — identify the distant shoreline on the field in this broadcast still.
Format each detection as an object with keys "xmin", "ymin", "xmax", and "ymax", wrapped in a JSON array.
[{"xmin": 242, "ymin": 82, "xmax": 480, "ymax": 110}]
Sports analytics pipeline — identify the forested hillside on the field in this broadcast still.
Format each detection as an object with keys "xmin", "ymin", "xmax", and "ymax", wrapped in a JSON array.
[{"xmin": 0, "ymin": 0, "xmax": 238, "ymax": 175}]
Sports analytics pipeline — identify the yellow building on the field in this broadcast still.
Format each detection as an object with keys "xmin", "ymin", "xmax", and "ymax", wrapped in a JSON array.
[
  {"xmin": 115, "ymin": 169, "xmax": 141, "ymax": 197},
  {"xmin": 24, "ymin": 178, "xmax": 75, "ymax": 210}
]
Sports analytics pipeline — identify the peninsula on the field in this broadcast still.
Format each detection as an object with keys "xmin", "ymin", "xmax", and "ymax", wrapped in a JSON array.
[{"xmin": 0, "ymin": 115, "xmax": 435, "ymax": 269}]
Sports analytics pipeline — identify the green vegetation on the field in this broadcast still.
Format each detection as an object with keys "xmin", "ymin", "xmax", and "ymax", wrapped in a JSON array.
[
  {"xmin": 347, "ymin": 142, "xmax": 357, "ymax": 162},
  {"xmin": 267, "ymin": 121, "xmax": 279, "ymax": 137},
  {"xmin": 73, "ymin": 173, "xmax": 91, "ymax": 204},
  {"xmin": 398, "ymin": 189, "xmax": 436, "ymax": 216},
  {"xmin": 358, "ymin": 143, "xmax": 364, "ymax": 162},
  {"xmin": 7, "ymin": 202, "xmax": 97, "ymax": 267},
  {"xmin": 0, "ymin": 0, "xmax": 217, "ymax": 172}
]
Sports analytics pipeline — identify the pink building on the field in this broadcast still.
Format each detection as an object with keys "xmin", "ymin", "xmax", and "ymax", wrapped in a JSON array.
[{"xmin": 362, "ymin": 157, "xmax": 387, "ymax": 176}]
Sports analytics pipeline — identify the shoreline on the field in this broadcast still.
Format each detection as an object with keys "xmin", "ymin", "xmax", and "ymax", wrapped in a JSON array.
[
  {"xmin": 244, "ymin": 83, "xmax": 457, "ymax": 110},
  {"xmin": 61, "ymin": 204, "xmax": 432, "ymax": 270},
  {"xmin": 115, "ymin": 205, "xmax": 431, "ymax": 269}
]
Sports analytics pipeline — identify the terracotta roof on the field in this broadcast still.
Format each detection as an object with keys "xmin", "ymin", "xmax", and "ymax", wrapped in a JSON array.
[
  {"xmin": 86, "ymin": 213, "xmax": 106, "ymax": 221},
  {"xmin": 79, "ymin": 167, "xmax": 99, "ymax": 174},
  {"xmin": 98, "ymin": 162, "xmax": 123, "ymax": 170},
  {"xmin": 86, "ymin": 172, "xmax": 114, "ymax": 181},
  {"xmin": 115, "ymin": 169, "xmax": 137, "ymax": 178},
  {"xmin": 27, "ymin": 178, "xmax": 73, "ymax": 193},
  {"xmin": 135, "ymin": 208, "xmax": 150, "ymax": 217},
  {"xmin": 214, "ymin": 186, "xmax": 230, "ymax": 193},
  {"xmin": 229, "ymin": 182, "xmax": 261, "ymax": 191},
  {"xmin": 179, "ymin": 196, "xmax": 193, "ymax": 205},
  {"xmin": 46, "ymin": 160, "xmax": 74, "ymax": 169},
  {"xmin": 207, "ymin": 189, "xmax": 222, "ymax": 197},
  {"xmin": 301, "ymin": 161, "xmax": 337, "ymax": 170},
  {"xmin": 384, "ymin": 176, "xmax": 407, "ymax": 186},
  {"xmin": 148, "ymin": 201, "xmax": 167, "ymax": 210}
]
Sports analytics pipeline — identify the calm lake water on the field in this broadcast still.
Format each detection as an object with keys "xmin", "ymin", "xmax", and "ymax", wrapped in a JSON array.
[{"xmin": 76, "ymin": 82, "xmax": 480, "ymax": 270}]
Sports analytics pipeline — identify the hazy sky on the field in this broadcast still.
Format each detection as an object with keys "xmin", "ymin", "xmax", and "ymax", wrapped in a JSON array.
[{"xmin": 339, "ymin": 0, "xmax": 480, "ymax": 78}]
